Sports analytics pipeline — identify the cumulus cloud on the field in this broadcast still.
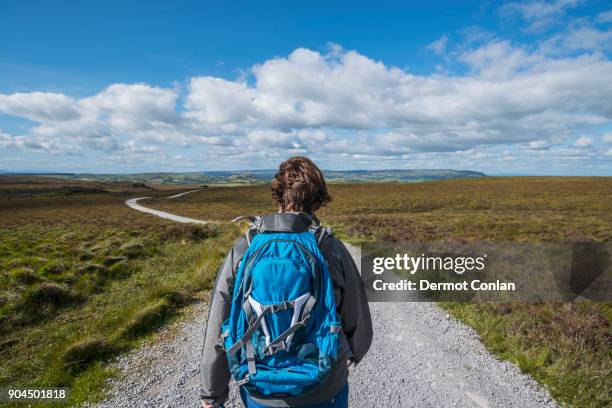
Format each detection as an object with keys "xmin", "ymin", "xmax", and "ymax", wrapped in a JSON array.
[
  {"xmin": 185, "ymin": 77, "xmax": 255, "ymax": 126},
  {"xmin": 81, "ymin": 83, "xmax": 179, "ymax": 131},
  {"xmin": 0, "ymin": 92, "xmax": 80, "ymax": 122},
  {"xmin": 2, "ymin": 43, "xmax": 612, "ymax": 162},
  {"xmin": 182, "ymin": 43, "xmax": 612, "ymax": 139}
]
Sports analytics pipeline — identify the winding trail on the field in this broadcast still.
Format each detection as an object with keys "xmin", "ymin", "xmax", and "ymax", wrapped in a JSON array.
[
  {"xmin": 97, "ymin": 193, "xmax": 558, "ymax": 407},
  {"xmin": 125, "ymin": 190, "xmax": 209, "ymax": 224}
]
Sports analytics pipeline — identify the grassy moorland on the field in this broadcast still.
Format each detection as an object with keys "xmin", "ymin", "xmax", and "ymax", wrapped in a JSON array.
[
  {"xmin": 1, "ymin": 176, "xmax": 610, "ymax": 407},
  {"xmin": 0, "ymin": 177, "xmax": 240, "ymax": 406},
  {"xmin": 147, "ymin": 176, "xmax": 612, "ymax": 407}
]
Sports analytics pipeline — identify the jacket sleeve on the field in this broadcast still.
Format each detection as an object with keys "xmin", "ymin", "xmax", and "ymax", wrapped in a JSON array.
[
  {"xmin": 323, "ymin": 238, "xmax": 373, "ymax": 364},
  {"xmin": 199, "ymin": 238, "xmax": 247, "ymax": 406}
]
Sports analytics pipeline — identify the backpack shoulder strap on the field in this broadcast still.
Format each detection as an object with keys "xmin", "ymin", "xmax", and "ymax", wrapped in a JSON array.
[
  {"xmin": 314, "ymin": 225, "xmax": 333, "ymax": 246},
  {"xmin": 306, "ymin": 214, "xmax": 332, "ymax": 246},
  {"xmin": 231, "ymin": 215, "xmax": 262, "ymax": 246},
  {"xmin": 233, "ymin": 214, "xmax": 332, "ymax": 246},
  {"xmin": 231, "ymin": 215, "xmax": 260, "ymax": 226}
]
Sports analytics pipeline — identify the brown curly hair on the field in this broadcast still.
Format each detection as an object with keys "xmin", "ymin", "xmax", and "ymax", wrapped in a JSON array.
[{"xmin": 271, "ymin": 157, "xmax": 332, "ymax": 214}]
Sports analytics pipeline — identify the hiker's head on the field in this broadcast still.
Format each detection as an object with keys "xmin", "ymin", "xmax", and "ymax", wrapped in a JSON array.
[{"xmin": 272, "ymin": 157, "xmax": 331, "ymax": 214}]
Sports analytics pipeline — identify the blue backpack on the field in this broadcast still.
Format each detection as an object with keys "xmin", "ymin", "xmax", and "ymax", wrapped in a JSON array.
[{"xmin": 221, "ymin": 215, "xmax": 342, "ymax": 397}]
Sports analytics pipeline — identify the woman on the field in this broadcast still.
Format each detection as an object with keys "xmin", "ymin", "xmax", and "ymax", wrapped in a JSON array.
[{"xmin": 200, "ymin": 157, "xmax": 372, "ymax": 407}]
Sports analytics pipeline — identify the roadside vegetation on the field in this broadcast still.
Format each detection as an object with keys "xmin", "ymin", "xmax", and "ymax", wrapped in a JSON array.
[
  {"xmin": 0, "ymin": 177, "xmax": 239, "ymax": 406},
  {"xmin": 147, "ymin": 176, "xmax": 612, "ymax": 408},
  {"xmin": 1, "ymin": 176, "xmax": 610, "ymax": 407}
]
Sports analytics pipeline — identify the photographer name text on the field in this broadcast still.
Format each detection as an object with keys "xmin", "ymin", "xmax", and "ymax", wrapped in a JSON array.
[{"xmin": 372, "ymin": 279, "xmax": 516, "ymax": 291}]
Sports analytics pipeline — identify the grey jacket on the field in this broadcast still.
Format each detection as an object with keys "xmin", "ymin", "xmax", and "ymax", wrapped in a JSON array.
[{"xmin": 199, "ymin": 213, "xmax": 373, "ymax": 407}]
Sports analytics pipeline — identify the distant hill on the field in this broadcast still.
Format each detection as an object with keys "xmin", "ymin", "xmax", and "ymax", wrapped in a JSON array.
[
  {"xmin": 0, "ymin": 171, "xmax": 76, "ymax": 176},
  {"xmin": 323, "ymin": 169, "xmax": 486, "ymax": 183},
  {"xmin": 3, "ymin": 169, "xmax": 485, "ymax": 185},
  {"xmin": 0, "ymin": 175, "xmax": 155, "ymax": 196}
]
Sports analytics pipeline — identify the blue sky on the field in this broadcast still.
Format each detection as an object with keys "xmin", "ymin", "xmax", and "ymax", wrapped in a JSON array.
[{"xmin": 1, "ymin": 0, "xmax": 612, "ymax": 174}]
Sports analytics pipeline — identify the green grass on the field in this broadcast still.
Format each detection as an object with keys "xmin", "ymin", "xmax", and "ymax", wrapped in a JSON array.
[
  {"xmin": 0, "ymin": 226, "xmax": 239, "ymax": 406},
  {"xmin": 0, "ymin": 186, "xmax": 241, "ymax": 406}
]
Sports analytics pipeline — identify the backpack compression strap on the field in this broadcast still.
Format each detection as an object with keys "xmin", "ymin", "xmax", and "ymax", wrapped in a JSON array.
[{"xmin": 227, "ymin": 294, "xmax": 317, "ymax": 376}]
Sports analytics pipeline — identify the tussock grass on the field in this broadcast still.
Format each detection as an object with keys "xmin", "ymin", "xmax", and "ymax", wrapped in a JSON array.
[
  {"xmin": 62, "ymin": 338, "xmax": 118, "ymax": 372},
  {"xmin": 77, "ymin": 263, "xmax": 108, "ymax": 274},
  {"xmin": 24, "ymin": 283, "xmax": 84, "ymax": 308},
  {"xmin": 160, "ymin": 289, "xmax": 192, "ymax": 308},
  {"xmin": 119, "ymin": 242, "xmax": 147, "ymax": 259},
  {"xmin": 11, "ymin": 267, "xmax": 42, "ymax": 284},
  {"xmin": 0, "ymin": 185, "xmax": 239, "ymax": 406},
  {"xmin": 103, "ymin": 255, "xmax": 127, "ymax": 266},
  {"xmin": 106, "ymin": 260, "xmax": 132, "ymax": 279},
  {"xmin": 119, "ymin": 299, "xmax": 174, "ymax": 339}
]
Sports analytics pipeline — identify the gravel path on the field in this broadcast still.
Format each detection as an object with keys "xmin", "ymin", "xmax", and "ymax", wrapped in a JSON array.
[
  {"xmin": 167, "ymin": 190, "xmax": 204, "ymax": 199},
  {"xmin": 125, "ymin": 191, "xmax": 210, "ymax": 224},
  {"xmin": 98, "ymin": 196, "xmax": 559, "ymax": 407}
]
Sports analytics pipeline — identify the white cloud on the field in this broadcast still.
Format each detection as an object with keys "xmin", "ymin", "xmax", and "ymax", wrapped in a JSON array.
[
  {"xmin": 0, "ymin": 92, "xmax": 80, "ymax": 122},
  {"xmin": 180, "ymin": 43, "xmax": 612, "ymax": 140},
  {"xmin": 427, "ymin": 35, "xmax": 448, "ymax": 55},
  {"xmin": 2, "ymin": 42, "xmax": 611, "ymax": 160},
  {"xmin": 574, "ymin": 135, "xmax": 593, "ymax": 147},
  {"xmin": 597, "ymin": 9, "xmax": 612, "ymax": 23},
  {"xmin": 540, "ymin": 24, "xmax": 612, "ymax": 54},
  {"xmin": 185, "ymin": 77, "xmax": 255, "ymax": 126},
  {"xmin": 0, "ymin": 130, "xmax": 16, "ymax": 148},
  {"xmin": 501, "ymin": 0, "xmax": 582, "ymax": 32},
  {"xmin": 247, "ymin": 130, "xmax": 296, "ymax": 149},
  {"xmin": 458, "ymin": 40, "xmax": 545, "ymax": 78},
  {"xmin": 122, "ymin": 140, "xmax": 161, "ymax": 154},
  {"xmin": 524, "ymin": 140, "xmax": 551, "ymax": 150},
  {"xmin": 602, "ymin": 132, "xmax": 612, "ymax": 143},
  {"xmin": 81, "ymin": 83, "xmax": 179, "ymax": 132}
]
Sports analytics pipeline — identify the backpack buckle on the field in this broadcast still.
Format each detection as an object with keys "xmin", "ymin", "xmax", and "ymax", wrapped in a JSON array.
[
  {"xmin": 271, "ymin": 301, "xmax": 291, "ymax": 312},
  {"xmin": 265, "ymin": 341, "xmax": 287, "ymax": 355},
  {"xmin": 235, "ymin": 374, "xmax": 250, "ymax": 386}
]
